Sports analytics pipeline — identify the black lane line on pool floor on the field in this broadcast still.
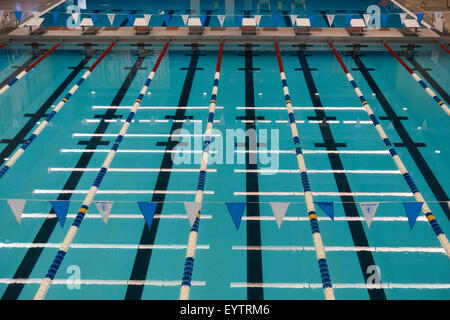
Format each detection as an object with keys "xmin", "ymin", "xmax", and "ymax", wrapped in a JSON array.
[
  {"xmin": 0, "ymin": 46, "xmax": 46, "ymax": 89},
  {"xmin": 124, "ymin": 45, "xmax": 201, "ymax": 300},
  {"xmin": 0, "ymin": 51, "xmax": 94, "ymax": 165},
  {"xmin": 297, "ymin": 50, "xmax": 387, "ymax": 300},
  {"xmin": 239, "ymin": 43, "xmax": 264, "ymax": 300},
  {"xmin": 404, "ymin": 53, "xmax": 450, "ymax": 105},
  {"xmin": 351, "ymin": 50, "xmax": 450, "ymax": 221},
  {"xmin": 1, "ymin": 46, "xmax": 149, "ymax": 300}
]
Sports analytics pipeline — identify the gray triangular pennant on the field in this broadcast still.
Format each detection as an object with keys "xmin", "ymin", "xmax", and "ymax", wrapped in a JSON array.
[
  {"xmin": 184, "ymin": 202, "xmax": 202, "ymax": 227},
  {"xmin": 107, "ymin": 13, "xmax": 115, "ymax": 26},
  {"xmin": 144, "ymin": 14, "xmax": 152, "ymax": 25},
  {"xmin": 181, "ymin": 14, "xmax": 189, "ymax": 26},
  {"xmin": 95, "ymin": 201, "xmax": 113, "ymax": 224},
  {"xmin": 326, "ymin": 14, "xmax": 335, "ymax": 27},
  {"xmin": 254, "ymin": 14, "xmax": 262, "ymax": 26},
  {"xmin": 217, "ymin": 15, "xmax": 225, "ymax": 27},
  {"xmin": 7, "ymin": 199, "xmax": 26, "ymax": 224},
  {"xmin": 290, "ymin": 15, "xmax": 297, "ymax": 26},
  {"xmin": 270, "ymin": 202, "xmax": 290, "ymax": 229},
  {"xmin": 359, "ymin": 202, "xmax": 379, "ymax": 229}
]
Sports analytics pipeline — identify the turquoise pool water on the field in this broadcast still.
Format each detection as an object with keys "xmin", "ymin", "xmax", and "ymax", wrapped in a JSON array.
[{"xmin": 0, "ymin": 41, "xmax": 448, "ymax": 300}]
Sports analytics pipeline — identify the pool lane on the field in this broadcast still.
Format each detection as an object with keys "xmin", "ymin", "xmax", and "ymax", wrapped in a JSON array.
[{"xmin": 0, "ymin": 43, "xmax": 448, "ymax": 300}]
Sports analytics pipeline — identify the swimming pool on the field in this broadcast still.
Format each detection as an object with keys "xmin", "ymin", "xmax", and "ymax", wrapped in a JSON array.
[{"xmin": 0, "ymin": 35, "xmax": 449, "ymax": 300}]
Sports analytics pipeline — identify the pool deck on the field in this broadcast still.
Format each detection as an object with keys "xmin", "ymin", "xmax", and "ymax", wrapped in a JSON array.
[{"xmin": 2, "ymin": 26, "xmax": 449, "ymax": 46}]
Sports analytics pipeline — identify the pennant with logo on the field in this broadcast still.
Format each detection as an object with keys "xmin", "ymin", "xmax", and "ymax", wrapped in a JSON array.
[
  {"xmin": 254, "ymin": 14, "xmax": 262, "ymax": 26},
  {"xmin": 52, "ymin": 12, "xmax": 59, "ymax": 23},
  {"xmin": 272, "ymin": 14, "xmax": 280, "ymax": 26},
  {"xmin": 235, "ymin": 15, "xmax": 243, "ymax": 27},
  {"xmin": 127, "ymin": 14, "xmax": 135, "ymax": 26},
  {"xmin": 326, "ymin": 14, "xmax": 335, "ymax": 27},
  {"xmin": 315, "ymin": 202, "xmax": 334, "ymax": 221},
  {"xmin": 107, "ymin": 13, "xmax": 115, "ymax": 26},
  {"xmin": 90, "ymin": 14, "xmax": 97, "ymax": 25},
  {"xmin": 270, "ymin": 202, "xmax": 290, "ymax": 228},
  {"xmin": 138, "ymin": 202, "xmax": 158, "ymax": 230},
  {"xmin": 50, "ymin": 200, "xmax": 70, "ymax": 227},
  {"xmin": 399, "ymin": 13, "xmax": 407, "ymax": 24},
  {"xmin": 381, "ymin": 13, "xmax": 389, "ymax": 26},
  {"xmin": 359, "ymin": 202, "xmax": 379, "ymax": 229},
  {"xmin": 403, "ymin": 202, "xmax": 423, "ymax": 230},
  {"xmin": 7, "ymin": 199, "xmax": 26, "ymax": 224},
  {"xmin": 184, "ymin": 202, "xmax": 202, "ymax": 227},
  {"xmin": 181, "ymin": 14, "xmax": 189, "ymax": 26},
  {"xmin": 95, "ymin": 201, "xmax": 113, "ymax": 224},
  {"xmin": 15, "ymin": 11, "xmax": 23, "ymax": 23},
  {"xmin": 226, "ymin": 202, "xmax": 246, "ymax": 230},
  {"xmin": 346, "ymin": 14, "xmax": 353, "ymax": 26},
  {"xmin": 217, "ymin": 15, "xmax": 225, "ymax": 27},
  {"xmin": 416, "ymin": 13, "xmax": 424, "ymax": 24},
  {"xmin": 290, "ymin": 14, "xmax": 297, "ymax": 26},
  {"xmin": 144, "ymin": 14, "xmax": 152, "ymax": 25}
]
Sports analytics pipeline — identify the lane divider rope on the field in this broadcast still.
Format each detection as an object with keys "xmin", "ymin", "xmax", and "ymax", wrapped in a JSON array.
[
  {"xmin": 0, "ymin": 42, "xmax": 115, "ymax": 179},
  {"xmin": 33, "ymin": 42, "xmax": 170, "ymax": 300},
  {"xmin": 384, "ymin": 43, "xmax": 450, "ymax": 116},
  {"xmin": 439, "ymin": 44, "xmax": 450, "ymax": 54},
  {"xmin": 0, "ymin": 43, "xmax": 61, "ymax": 96},
  {"xmin": 330, "ymin": 42, "xmax": 450, "ymax": 257},
  {"xmin": 179, "ymin": 42, "xmax": 224, "ymax": 300},
  {"xmin": 274, "ymin": 42, "xmax": 335, "ymax": 300}
]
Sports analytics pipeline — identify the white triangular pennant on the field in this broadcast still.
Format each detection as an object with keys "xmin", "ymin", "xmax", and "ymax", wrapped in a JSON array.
[
  {"xmin": 254, "ymin": 14, "xmax": 262, "ymax": 26},
  {"xmin": 184, "ymin": 202, "xmax": 202, "ymax": 227},
  {"xmin": 107, "ymin": 13, "xmax": 115, "ymax": 26},
  {"xmin": 359, "ymin": 202, "xmax": 379, "ymax": 229},
  {"xmin": 290, "ymin": 15, "xmax": 297, "ymax": 26},
  {"xmin": 95, "ymin": 201, "xmax": 113, "ymax": 224},
  {"xmin": 7, "ymin": 199, "xmax": 26, "ymax": 224},
  {"xmin": 217, "ymin": 15, "xmax": 225, "ymax": 27},
  {"xmin": 326, "ymin": 14, "xmax": 335, "ymax": 27},
  {"xmin": 144, "ymin": 14, "xmax": 152, "ymax": 25},
  {"xmin": 363, "ymin": 13, "xmax": 371, "ymax": 25},
  {"xmin": 270, "ymin": 202, "xmax": 290, "ymax": 229},
  {"xmin": 72, "ymin": 12, "xmax": 80, "ymax": 25},
  {"xmin": 181, "ymin": 14, "xmax": 189, "ymax": 26},
  {"xmin": 399, "ymin": 13, "xmax": 407, "ymax": 24}
]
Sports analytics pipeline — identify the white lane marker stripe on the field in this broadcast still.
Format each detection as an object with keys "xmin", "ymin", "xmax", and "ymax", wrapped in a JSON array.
[
  {"xmin": 232, "ymin": 246, "xmax": 445, "ymax": 253},
  {"xmin": 92, "ymin": 106, "xmax": 223, "ymax": 110},
  {"xmin": 72, "ymin": 133, "xmax": 220, "ymax": 138},
  {"xmin": 234, "ymin": 192, "xmax": 413, "ymax": 197},
  {"xmin": 61, "ymin": 149, "xmax": 217, "ymax": 154},
  {"xmin": 49, "ymin": 168, "xmax": 217, "ymax": 173},
  {"xmin": 230, "ymin": 282, "xmax": 450, "ymax": 289},
  {"xmin": 235, "ymin": 150, "xmax": 390, "ymax": 154},
  {"xmin": 0, "ymin": 278, "xmax": 206, "ymax": 286},
  {"xmin": 236, "ymin": 107, "xmax": 365, "ymax": 111},
  {"xmin": 21, "ymin": 213, "xmax": 213, "ymax": 219},
  {"xmin": 234, "ymin": 169, "xmax": 400, "ymax": 174},
  {"xmin": 0, "ymin": 243, "xmax": 210, "ymax": 250},
  {"xmin": 33, "ymin": 190, "xmax": 215, "ymax": 195}
]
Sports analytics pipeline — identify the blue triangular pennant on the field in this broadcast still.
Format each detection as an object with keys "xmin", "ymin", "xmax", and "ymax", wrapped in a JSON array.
[
  {"xmin": 272, "ymin": 14, "xmax": 280, "ymax": 26},
  {"xmin": 15, "ymin": 11, "xmax": 22, "ymax": 23},
  {"xmin": 164, "ymin": 13, "xmax": 171, "ymax": 26},
  {"xmin": 315, "ymin": 202, "xmax": 334, "ymax": 221},
  {"xmin": 50, "ymin": 200, "xmax": 70, "ymax": 227},
  {"xmin": 308, "ymin": 14, "xmax": 315, "ymax": 25},
  {"xmin": 90, "ymin": 14, "xmax": 97, "ymax": 25},
  {"xmin": 403, "ymin": 202, "xmax": 423, "ymax": 230},
  {"xmin": 346, "ymin": 14, "xmax": 353, "ymax": 26},
  {"xmin": 416, "ymin": 13, "xmax": 424, "ymax": 24},
  {"xmin": 381, "ymin": 13, "xmax": 389, "ymax": 26},
  {"xmin": 138, "ymin": 202, "xmax": 157, "ymax": 230},
  {"xmin": 226, "ymin": 202, "xmax": 246, "ymax": 230},
  {"xmin": 235, "ymin": 15, "xmax": 243, "ymax": 26},
  {"xmin": 52, "ymin": 12, "xmax": 59, "ymax": 23},
  {"xmin": 127, "ymin": 14, "xmax": 135, "ymax": 26},
  {"xmin": 200, "ymin": 15, "xmax": 207, "ymax": 26}
]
